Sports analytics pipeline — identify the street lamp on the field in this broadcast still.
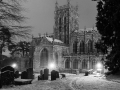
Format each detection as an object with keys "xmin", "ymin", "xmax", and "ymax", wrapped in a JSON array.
[
  {"xmin": 96, "ymin": 62, "xmax": 103, "ymax": 74},
  {"xmin": 11, "ymin": 63, "xmax": 18, "ymax": 69},
  {"xmin": 48, "ymin": 62, "xmax": 56, "ymax": 70}
]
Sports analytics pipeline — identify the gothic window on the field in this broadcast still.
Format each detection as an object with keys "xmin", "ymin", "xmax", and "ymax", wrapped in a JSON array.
[
  {"xmin": 73, "ymin": 40, "xmax": 78, "ymax": 54},
  {"xmin": 40, "ymin": 48, "xmax": 48, "ymax": 67},
  {"xmin": 64, "ymin": 17, "xmax": 66, "ymax": 24},
  {"xmin": 79, "ymin": 41, "xmax": 85, "ymax": 53},
  {"xmin": 85, "ymin": 44, "xmax": 88, "ymax": 54},
  {"xmin": 64, "ymin": 16, "xmax": 67, "ymax": 44},
  {"xmin": 82, "ymin": 60, "xmax": 87, "ymax": 69},
  {"xmin": 59, "ymin": 17, "xmax": 62, "ymax": 25},
  {"xmin": 65, "ymin": 59, "xmax": 70, "ymax": 69},
  {"xmin": 88, "ymin": 40, "xmax": 93, "ymax": 53},
  {"xmin": 64, "ymin": 26, "xmax": 66, "ymax": 43},
  {"xmin": 73, "ymin": 60, "xmax": 78, "ymax": 69},
  {"xmin": 59, "ymin": 18, "xmax": 62, "ymax": 40}
]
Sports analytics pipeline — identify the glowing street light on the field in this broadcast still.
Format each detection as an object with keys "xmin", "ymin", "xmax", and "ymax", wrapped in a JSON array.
[
  {"xmin": 97, "ymin": 62, "xmax": 102, "ymax": 69},
  {"xmin": 96, "ymin": 62, "xmax": 103, "ymax": 74},
  {"xmin": 48, "ymin": 62, "xmax": 56, "ymax": 70},
  {"xmin": 11, "ymin": 63, "xmax": 18, "ymax": 69}
]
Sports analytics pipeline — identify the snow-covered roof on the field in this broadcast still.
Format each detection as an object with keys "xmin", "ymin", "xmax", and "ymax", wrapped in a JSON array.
[{"xmin": 46, "ymin": 37, "xmax": 63, "ymax": 43}]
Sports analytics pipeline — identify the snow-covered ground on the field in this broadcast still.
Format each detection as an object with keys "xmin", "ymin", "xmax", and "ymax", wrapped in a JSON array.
[
  {"xmin": 74, "ymin": 75, "xmax": 120, "ymax": 90},
  {"xmin": 1, "ymin": 73, "xmax": 75, "ymax": 90},
  {"xmin": 1, "ymin": 73, "xmax": 120, "ymax": 90}
]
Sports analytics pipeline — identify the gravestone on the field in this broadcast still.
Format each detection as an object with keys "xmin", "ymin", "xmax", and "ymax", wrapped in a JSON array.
[
  {"xmin": 38, "ymin": 70, "xmax": 44, "ymax": 80},
  {"xmin": 51, "ymin": 70, "xmax": 56, "ymax": 81},
  {"xmin": 21, "ymin": 71, "xmax": 28, "ymax": 79},
  {"xmin": 27, "ymin": 68, "xmax": 33, "ymax": 79},
  {"xmin": 14, "ymin": 71, "xmax": 19, "ymax": 78},
  {"xmin": 56, "ymin": 71, "xmax": 59, "ymax": 78},
  {"xmin": 44, "ymin": 68, "xmax": 49, "ymax": 80},
  {"xmin": 1, "ymin": 66, "xmax": 14, "ymax": 85}
]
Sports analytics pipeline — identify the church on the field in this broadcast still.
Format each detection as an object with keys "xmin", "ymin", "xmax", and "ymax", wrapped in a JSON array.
[{"xmin": 30, "ymin": 0, "xmax": 104, "ymax": 73}]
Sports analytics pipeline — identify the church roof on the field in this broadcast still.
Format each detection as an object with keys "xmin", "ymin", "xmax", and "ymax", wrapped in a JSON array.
[{"xmin": 45, "ymin": 37, "xmax": 63, "ymax": 43}]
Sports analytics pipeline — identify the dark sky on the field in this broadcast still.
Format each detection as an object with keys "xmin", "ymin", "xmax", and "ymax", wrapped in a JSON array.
[{"xmin": 23, "ymin": 0, "xmax": 97, "ymax": 37}]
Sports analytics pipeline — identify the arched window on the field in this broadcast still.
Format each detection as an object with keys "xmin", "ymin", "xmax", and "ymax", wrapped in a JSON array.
[
  {"xmin": 59, "ymin": 18, "xmax": 62, "ymax": 40},
  {"xmin": 80, "ymin": 41, "xmax": 85, "ymax": 53},
  {"xmin": 65, "ymin": 59, "xmax": 70, "ymax": 69},
  {"xmin": 64, "ymin": 28, "xmax": 66, "ymax": 44},
  {"xmin": 82, "ymin": 60, "xmax": 87, "ymax": 69},
  {"xmin": 59, "ymin": 18, "xmax": 62, "ymax": 25},
  {"xmin": 64, "ymin": 17, "xmax": 66, "ymax": 24},
  {"xmin": 73, "ymin": 60, "xmax": 78, "ymax": 69},
  {"xmin": 88, "ymin": 40, "xmax": 93, "ymax": 53},
  {"xmin": 73, "ymin": 40, "xmax": 78, "ymax": 54},
  {"xmin": 40, "ymin": 48, "xmax": 48, "ymax": 67},
  {"xmin": 85, "ymin": 44, "xmax": 88, "ymax": 54}
]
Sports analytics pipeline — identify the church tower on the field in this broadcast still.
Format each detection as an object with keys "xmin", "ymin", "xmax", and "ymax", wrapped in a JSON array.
[{"xmin": 54, "ymin": 0, "xmax": 79, "ymax": 45}]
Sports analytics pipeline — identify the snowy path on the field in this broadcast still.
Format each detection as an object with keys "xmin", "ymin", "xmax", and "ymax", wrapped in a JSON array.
[
  {"xmin": 74, "ymin": 75, "xmax": 120, "ymax": 90},
  {"xmin": 62, "ymin": 74, "xmax": 85, "ymax": 90}
]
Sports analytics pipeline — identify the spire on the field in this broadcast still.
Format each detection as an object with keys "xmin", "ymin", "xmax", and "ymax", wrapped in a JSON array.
[
  {"xmin": 67, "ymin": 0, "xmax": 70, "ymax": 4},
  {"xmin": 55, "ymin": 0, "xmax": 58, "ymax": 20},
  {"xmin": 76, "ymin": 2, "xmax": 79, "ymax": 11},
  {"xmin": 67, "ymin": 0, "xmax": 70, "ymax": 7},
  {"xmin": 55, "ymin": 0, "xmax": 58, "ymax": 10}
]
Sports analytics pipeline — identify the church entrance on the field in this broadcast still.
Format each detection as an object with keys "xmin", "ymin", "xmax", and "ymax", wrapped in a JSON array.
[{"xmin": 40, "ymin": 48, "xmax": 48, "ymax": 68}]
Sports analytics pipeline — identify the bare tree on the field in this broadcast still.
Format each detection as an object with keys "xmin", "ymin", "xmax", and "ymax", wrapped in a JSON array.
[{"xmin": 0, "ymin": 0, "xmax": 31, "ymax": 68}]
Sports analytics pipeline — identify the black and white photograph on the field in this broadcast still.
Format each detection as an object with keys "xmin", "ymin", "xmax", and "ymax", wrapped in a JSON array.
[{"xmin": 0, "ymin": 0, "xmax": 120, "ymax": 90}]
